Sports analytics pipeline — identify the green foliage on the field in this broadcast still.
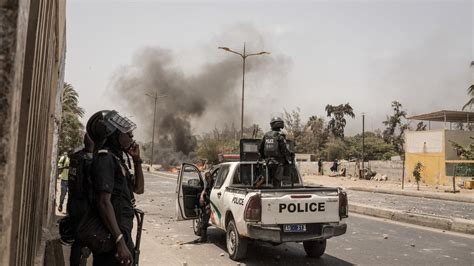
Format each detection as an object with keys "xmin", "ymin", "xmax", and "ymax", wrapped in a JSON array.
[
  {"xmin": 412, "ymin": 162, "xmax": 424, "ymax": 190},
  {"xmin": 415, "ymin": 122, "xmax": 427, "ymax": 131},
  {"xmin": 325, "ymin": 103, "xmax": 355, "ymax": 138},
  {"xmin": 59, "ymin": 83, "xmax": 84, "ymax": 154},
  {"xmin": 450, "ymin": 137, "xmax": 474, "ymax": 160},
  {"xmin": 322, "ymin": 137, "xmax": 346, "ymax": 161},
  {"xmin": 345, "ymin": 132, "xmax": 398, "ymax": 160},
  {"xmin": 462, "ymin": 61, "xmax": 474, "ymax": 110},
  {"xmin": 382, "ymin": 101, "xmax": 408, "ymax": 154}
]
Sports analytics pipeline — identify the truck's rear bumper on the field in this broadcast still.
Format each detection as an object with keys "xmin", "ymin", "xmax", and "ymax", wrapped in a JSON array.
[{"xmin": 247, "ymin": 222, "xmax": 347, "ymax": 243}]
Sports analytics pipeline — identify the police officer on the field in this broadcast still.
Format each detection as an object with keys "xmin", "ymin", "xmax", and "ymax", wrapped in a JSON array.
[
  {"xmin": 58, "ymin": 151, "xmax": 70, "ymax": 212},
  {"xmin": 86, "ymin": 110, "xmax": 144, "ymax": 266},
  {"xmin": 67, "ymin": 133, "xmax": 94, "ymax": 266},
  {"xmin": 196, "ymin": 171, "xmax": 213, "ymax": 243},
  {"xmin": 259, "ymin": 116, "xmax": 293, "ymax": 188}
]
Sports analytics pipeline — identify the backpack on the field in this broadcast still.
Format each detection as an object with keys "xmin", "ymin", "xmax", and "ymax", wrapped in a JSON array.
[{"xmin": 67, "ymin": 150, "xmax": 94, "ymax": 214}]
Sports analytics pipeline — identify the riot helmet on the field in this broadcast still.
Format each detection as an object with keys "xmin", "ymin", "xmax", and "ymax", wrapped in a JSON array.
[
  {"xmin": 86, "ymin": 110, "xmax": 136, "ymax": 149},
  {"xmin": 270, "ymin": 116, "xmax": 284, "ymax": 130}
]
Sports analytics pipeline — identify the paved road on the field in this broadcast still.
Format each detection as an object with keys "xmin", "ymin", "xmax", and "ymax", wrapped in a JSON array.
[
  {"xmin": 134, "ymin": 172, "xmax": 474, "ymax": 266},
  {"xmin": 346, "ymin": 190, "xmax": 474, "ymax": 220}
]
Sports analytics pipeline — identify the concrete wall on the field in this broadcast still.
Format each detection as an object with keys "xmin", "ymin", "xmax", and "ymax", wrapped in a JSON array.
[
  {"xmin": 0, "ymin": 0, "xmax": 66, "ymax": 265},
  {"xmin": 297, "ymin": 160, "xmax": 404, "ymax": 181}
]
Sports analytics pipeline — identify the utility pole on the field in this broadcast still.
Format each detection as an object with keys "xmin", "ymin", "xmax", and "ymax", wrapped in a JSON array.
[
  {"xmin": 145, "ymin": 91, "xmax": 167, "ymax": 168},
  {"xmin": 362, "ymin": 113, "xmax": 365, "ymax": 173},
  {"xmin": 218, "ymin": 44, "xmax": 270, "ymax": 139}
]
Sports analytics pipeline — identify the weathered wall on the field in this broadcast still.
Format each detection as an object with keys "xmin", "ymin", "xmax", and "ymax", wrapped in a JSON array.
[
  {"xmin": 297, "ymin": 160, "xmax": 404, "ymax": 181},
  {"xmin": 0, "ymin": 0, "xmax": 66, "ymax": 265}
]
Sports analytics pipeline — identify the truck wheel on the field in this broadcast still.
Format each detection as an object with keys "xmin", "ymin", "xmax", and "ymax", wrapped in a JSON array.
[
  {"xmin": 193, "ymin": 218, "xmax": 202, "ymax": 236},
  {"xmin": 303, "ymin": 239, "xmax": 326, "ymax": 258},
  {"xmin": 226, "ymin": 219, "xmax": 248, "ymax": 260}
]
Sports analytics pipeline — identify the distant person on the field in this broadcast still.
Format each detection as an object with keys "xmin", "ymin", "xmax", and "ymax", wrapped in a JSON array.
[
  {"xmin": 196, "ymin": 171, "xmax": 214, "ymax": 243},
  {"xmin": 58, "ymin": 151, "xmax": 70, "ymax": 212},
  {"xmin": 259, "ymin": 116, "xmax": 293, "ymax": 188},
  {"xmin": 67, "ymin": 133, "xmax": 94, "ymax": 266},
  {"xmin": 318, "ymin": 158, "xmax": 323, "ymax": 175},
  {"xmin": 330, "ymin": 159, "xmax": 339, "ymax": 173},
  {"xmin": 86, "ymin": 110, "xmax": 144, "ymax": 266}
]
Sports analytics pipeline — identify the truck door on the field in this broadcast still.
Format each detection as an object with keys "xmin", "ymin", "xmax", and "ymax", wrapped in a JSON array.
[
  {"xmin": 209, "ymin": 164, "xmax": 231, "ymax": 228},
  {"xmin": 175, "ymin": 163, "xmax": 203, "ymax": 221}
]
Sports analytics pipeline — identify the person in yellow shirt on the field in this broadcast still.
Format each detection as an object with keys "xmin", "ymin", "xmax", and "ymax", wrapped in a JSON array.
[{"xmin": 58, "ymin": 151, "xmax": 70, "ymax": 212}]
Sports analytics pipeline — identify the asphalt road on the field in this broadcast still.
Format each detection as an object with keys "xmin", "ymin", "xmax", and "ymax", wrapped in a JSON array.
[{"xmin": 133, "ymin": 172, "xmax": 474, "ymax": 266}]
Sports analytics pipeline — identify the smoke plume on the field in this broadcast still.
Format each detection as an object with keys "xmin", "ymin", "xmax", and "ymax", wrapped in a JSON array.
[{"xmin": 110, "ymin": 25, "xmax": 290, "ymax": 156}]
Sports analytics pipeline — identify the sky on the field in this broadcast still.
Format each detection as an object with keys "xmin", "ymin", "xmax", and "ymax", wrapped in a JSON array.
[{"xmin": 65, "ymin": 0, "xmax": 474, "ymax": 141}]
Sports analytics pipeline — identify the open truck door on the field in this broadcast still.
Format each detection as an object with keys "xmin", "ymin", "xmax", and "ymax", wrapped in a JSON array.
[{"xmin": 175, "ymin": 163, "xmax": 204, "ymax": 221}]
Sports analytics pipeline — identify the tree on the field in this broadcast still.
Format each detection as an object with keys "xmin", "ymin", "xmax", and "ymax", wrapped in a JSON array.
[
  {"xmin": 415, "ymin": 122, "xmax": 427, "ymax": 131},
  {"xmin": 345, "ymin": 132, "xmax": 397, "ymax": 160},
  {"xmin": 462, "ymin": 61, "xmax": 474, "ymax": 110},
  {"xmin": 322, "ymin": 137, "xmax": 346, "ymax": 161},
  {"xmin": 382, "ymin": 101, "xmax": 408, "ymax": 154},
  {"xmin": 282, "ymin": 110, "xmax": 330, "ymax": 154},
  {"xmin": 59, "ymin": 83, "xmax": 84, "ymax": 154},
  {"xmin": 412, "ymin": 162, "xmax": 424, "ymax": 191},
  {"xmin": 325, "ymin": 103, "xmax": 355, "ymax": 138},
  {"xmin": 450, "ymin": 137, "xmax": 474, "ymax": 160},
  {"xmin": 283, "ymin": 108, "xmax": 304, "ymax": 140}
]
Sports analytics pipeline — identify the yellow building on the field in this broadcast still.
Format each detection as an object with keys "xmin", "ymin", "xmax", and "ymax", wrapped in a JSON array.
[{"xmin": 405, "ymin": 111, "xmax": 474, "ymax": 186}]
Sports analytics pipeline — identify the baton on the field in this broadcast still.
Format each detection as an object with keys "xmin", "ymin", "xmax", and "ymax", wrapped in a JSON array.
[{"xmin": 134, "ymin": 208, "xmax": 145, "ymax": 266}]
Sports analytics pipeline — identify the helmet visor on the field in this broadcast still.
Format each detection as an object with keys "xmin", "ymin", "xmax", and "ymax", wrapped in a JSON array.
[{"xmin": 104, "ymin": 111, "xmax": 137, "ymax": 134}]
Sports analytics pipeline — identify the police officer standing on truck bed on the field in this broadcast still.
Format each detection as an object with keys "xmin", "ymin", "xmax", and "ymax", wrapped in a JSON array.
[
  {"xmin": 86, "ymin": 110, "xmax": 144, "ymax": 266},
  {"xmin": 259, "ymin": 116, "xmax": 293, "ymax": 188}
]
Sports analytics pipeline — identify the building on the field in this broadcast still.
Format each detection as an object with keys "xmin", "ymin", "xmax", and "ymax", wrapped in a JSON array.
[
  {"xmin": 405, "ymin": 111, "xmax": 474, "ymax": 186},
  {"xmin": 1, "ymin": 0, "xmax": 66, "ymax": 265}
]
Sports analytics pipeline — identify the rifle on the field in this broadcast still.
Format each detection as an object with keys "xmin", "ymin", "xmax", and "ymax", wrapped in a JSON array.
[{"xmin": 134, "ymin": 208, "xmax": 145, "ymax": 266}]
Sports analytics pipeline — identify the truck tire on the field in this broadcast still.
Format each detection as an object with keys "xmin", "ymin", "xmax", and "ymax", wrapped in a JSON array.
[
  {"xmin": 192, "ymin": 218, "xmax": 201, "ymax": 236},
  {"xmin": 303, "ymin": 239, "xmax": 326, "ymax": 258},
  {"xmin": 226, "ymin": 219, "xmax": 248, "ymax": 260}
]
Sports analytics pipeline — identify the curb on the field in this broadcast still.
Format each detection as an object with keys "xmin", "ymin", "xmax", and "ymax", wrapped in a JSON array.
[
  {"xmin": 349, "ymin": 203, "xmax": 474, "ymax": 235},
  {"xmin": 348, "ymin": 187, "xmax": 474, "ymax": 203}
]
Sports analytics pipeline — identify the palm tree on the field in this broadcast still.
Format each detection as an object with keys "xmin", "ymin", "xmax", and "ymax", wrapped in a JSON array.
[
  {"xmin": 463, "ymin": 61, "xmax": 474, "ymax": 110},
  {"xmin": 59, "ymin": 83, "xmax": 84, "ymax": 153}
]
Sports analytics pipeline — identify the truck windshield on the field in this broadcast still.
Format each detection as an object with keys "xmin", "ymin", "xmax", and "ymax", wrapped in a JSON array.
[{"xmin": 231, "ymin": 162, "xmax": 302, "ymax": 188}]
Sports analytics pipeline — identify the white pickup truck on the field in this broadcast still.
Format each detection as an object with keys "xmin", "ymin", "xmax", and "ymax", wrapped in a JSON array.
[{"xmin": 175, "ymin": 161, "xmax": 348, "ymax": 260}]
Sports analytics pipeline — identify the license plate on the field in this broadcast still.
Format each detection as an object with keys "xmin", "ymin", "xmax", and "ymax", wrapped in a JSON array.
[{"xmin": 283, "ymin": 224, "xmax": 306, "ymax": 233}]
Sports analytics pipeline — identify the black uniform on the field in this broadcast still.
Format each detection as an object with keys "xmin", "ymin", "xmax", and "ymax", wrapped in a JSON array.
[
  {"xmin": 199, "ymin": 178, "xmax": 214, "ymax": 241},
  {"xmin": 259, "ymin": 130, "xmax": 293, "ymax": 187},
  {"xmin": 91, "ymin": 147, "xmax": 135, "ymax": 265},
  {"xmin": 67, "ymin": 149, "xmax": 93, "ymax": 266}
]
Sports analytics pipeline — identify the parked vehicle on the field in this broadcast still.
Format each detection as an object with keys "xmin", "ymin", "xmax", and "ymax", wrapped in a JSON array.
[{"xmin": 175, "ymin": 160, "xmax": 348, "ymax": 260}]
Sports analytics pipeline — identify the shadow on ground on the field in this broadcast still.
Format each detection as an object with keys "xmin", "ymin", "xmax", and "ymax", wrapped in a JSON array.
[{"xmin": 185, "ymin": 228, "xmax": 354, "ymax": 265}]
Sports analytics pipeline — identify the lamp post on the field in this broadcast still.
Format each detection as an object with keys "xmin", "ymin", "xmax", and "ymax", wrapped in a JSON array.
[
  {"xmin": 145, "ymin": 91, "xmax": 168, "ymax": 168},
  {"xmin": 218, "ymin": 43, "xmax": 270, "ymax": 138}
]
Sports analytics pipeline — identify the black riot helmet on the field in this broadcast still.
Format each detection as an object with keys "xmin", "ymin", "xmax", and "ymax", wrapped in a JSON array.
[
  {"xmin": 86, "ymin": 110, "xmax": 137, "ymax": 149},
  {"xmin": 270, "ymin": 116, "xmax": 284, "ymax": 131}
]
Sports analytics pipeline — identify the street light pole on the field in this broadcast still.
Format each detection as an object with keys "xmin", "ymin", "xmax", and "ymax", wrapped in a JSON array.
[
  {"xmin": 218, "ymin": 43, "xmax": 269, "ymax": 139},
  {"xmin": 362, "ymin": 113, "xmax": 365, "ymax": 174},
  {"xmin": 145, "ymin": 91, "xmax": 167, "ymax": 168}
]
